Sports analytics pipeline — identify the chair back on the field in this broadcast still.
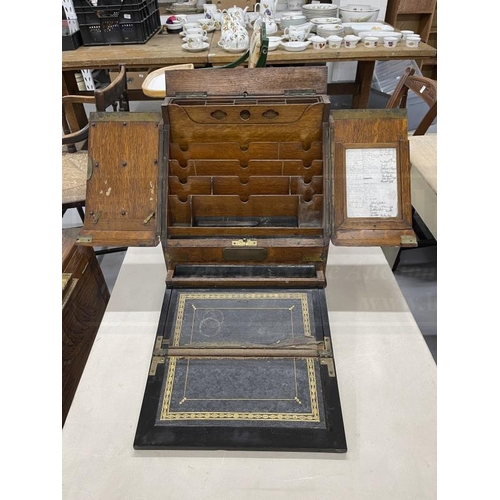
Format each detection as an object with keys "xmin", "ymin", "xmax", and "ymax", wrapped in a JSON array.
[
  {"xmin": 386, "ymin": 66, "xmax": 437, "ymax": 136},
  {"xmin": 94, "ymin": 64, "xmax": 129, "ymax": 112},
  {"xmin": 63, "ymin": 65, "xmax": 130, "ymax": 151}
]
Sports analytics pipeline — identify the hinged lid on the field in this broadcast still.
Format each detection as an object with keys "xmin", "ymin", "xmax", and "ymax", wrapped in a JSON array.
[
  {"xmin": 165, "ymin": 67, "xmax": 328, "ymax": 97},
  {"xmin": 330, "ymin": 109, "xmax": 417, "ymax": 247},
  {"xmin": 77, "ymin": 112, "xmax": 163, "ymax": 248}
]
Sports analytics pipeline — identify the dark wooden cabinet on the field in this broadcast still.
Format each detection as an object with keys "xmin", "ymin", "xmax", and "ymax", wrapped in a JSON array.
[{"xmin": 62, "ymin": 227, "xmax": 110, "ymax": 426}]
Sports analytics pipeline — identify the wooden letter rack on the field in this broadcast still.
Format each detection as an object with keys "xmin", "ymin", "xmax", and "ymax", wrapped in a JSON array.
[{"xmin": 77, "ymin": 67, "xmax": 415, "ymax": 452}]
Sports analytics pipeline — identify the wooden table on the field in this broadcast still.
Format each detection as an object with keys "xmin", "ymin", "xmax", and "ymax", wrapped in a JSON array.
[
  {"xmin": 409, "ymin": 133, "xmax": 437, "ymax": 239},
  {"xmin": 63, "ymin": 243, "xmax": 437, "ymax": 499},
  {"xmin": 62, "ymin": 29, "xmax": 436, "ymax": 127}
]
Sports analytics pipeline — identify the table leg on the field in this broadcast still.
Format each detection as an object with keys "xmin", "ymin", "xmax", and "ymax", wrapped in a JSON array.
[
  {"xmin": 63, "ymin": 70, "xmax": 89, "ymax": 131},
  {"xmin": 352, "ymin": 61, "xmax": 375, "ymax": 109}
]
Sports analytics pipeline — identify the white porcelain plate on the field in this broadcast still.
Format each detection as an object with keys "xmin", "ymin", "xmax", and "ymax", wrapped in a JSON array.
[
  {"xmin": 350, "ymin": 22, "xmax": 394, "ymax": 35},
  {"xmin": 181, "ymin": 42, "xmax": 210, "ymax": 52}
]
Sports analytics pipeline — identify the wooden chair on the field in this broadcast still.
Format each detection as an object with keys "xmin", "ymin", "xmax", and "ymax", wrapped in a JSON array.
[
  {"xmin": 386, "ymin": 67, "xmax": 437, "ymax": 270},
  {"xmin": 141, "ymin": 64, "xmax": 196, "ymax": 99},
  {"xmin": 62, "ymin": 65, "xmax": 129, "ymax": 223},
  {"xmin": 386, "ymin": 66, "xmax": 437, "ymax": 136}
]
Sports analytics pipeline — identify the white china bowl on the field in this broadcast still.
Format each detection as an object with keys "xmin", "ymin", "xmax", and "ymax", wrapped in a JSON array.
[
  {"xmin": 280, "ymin": 40, "xmax": 311, "ymax": 51},
  {"xmin": 302, "ymin": 4, "xmax": 339, "ymax": 21},
  {"xmin": 358, "ymin": 31, "xmax": 401, "ymax": 41},
  {"xmin": 350, "ymin": 22, "xmax": 394, "ymax": 36},
  {"xmin": 316, "ymin": 23, "xmax": 344, "ymax": 37},
  {"xmin": 327, "ymin": 35, "xmax": 343, "ymax": 48},
  {"xmin": 339, "ymin": 5, "xmax": 380, "ymax": 23},
  {"xmin": 268, "ymin": 39, "xmax": 281, "ymax": 51}
]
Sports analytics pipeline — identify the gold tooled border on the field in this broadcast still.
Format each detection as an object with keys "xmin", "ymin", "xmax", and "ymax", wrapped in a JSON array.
[{"xmin": 160, "ymin": 292, "xmax": 319, "ymax": 422}]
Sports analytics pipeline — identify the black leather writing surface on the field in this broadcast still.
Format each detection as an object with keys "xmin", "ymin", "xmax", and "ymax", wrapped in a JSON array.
[{"xmin": 134, "ymin": 288, "xmax": 347, "ymax": 452}]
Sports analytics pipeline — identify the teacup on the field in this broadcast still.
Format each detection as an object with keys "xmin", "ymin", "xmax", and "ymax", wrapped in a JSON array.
[
  {"xmin": 343, "ymin": 35, "xmax": 360, "ymax": 48},
  {"xmin": 310, "ymin": 35, "xmax": 327, "ymax": 50},
  {"xmin": 185, "ymin": 34, "xmax": 205, "ymax": 49},
  {"xmin": 363, "ymin": 36, "xmax": 378, "ymax": 48},
  {"xmin": 327, "ymin": 35, "xmax": 343, "ymax": 49},
  {"xmin": 197, "ymin": 18, "xmax": 215, "ymax": 31},
  {"xmin": 400, "ymin": 30, "xmax": 414, "ymax": 40},
  {"xmin": 405, "ymin": 35, "xmax": 421, "ymax": 47},
  {"xmin": 184, "ymin": 28, "xmax": 207, "ymax": 38},
  {"xmin": 383, "ymin": 36, "xmax": 398, "ymax": 48},
  {"xmin": 182, "ymin": 22, "xmax": 200, "ymax": 32}
]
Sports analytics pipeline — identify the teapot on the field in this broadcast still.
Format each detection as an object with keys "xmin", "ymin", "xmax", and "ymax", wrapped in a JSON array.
[
  {"xmin": 227, "ymin": 5, "xmax": 249, "ymax": 26},
  {"xmin": 203, "ymin": 4, "xmax": 223, "ymax": 30},
  {"xmin": 219, "ymin": 18, "xmax": 249, "ymax": 50}
]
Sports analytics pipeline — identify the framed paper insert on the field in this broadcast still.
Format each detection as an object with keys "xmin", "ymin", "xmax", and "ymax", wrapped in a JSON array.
[{"xmin": 331, "ymin": 109, "xmax": 417, "ymax": 247}]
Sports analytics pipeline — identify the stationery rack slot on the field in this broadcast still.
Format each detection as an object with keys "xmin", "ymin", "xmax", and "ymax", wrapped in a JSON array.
[{"xmin": 169, "ymin": 142, "xmax": 323, "ymax": 167}]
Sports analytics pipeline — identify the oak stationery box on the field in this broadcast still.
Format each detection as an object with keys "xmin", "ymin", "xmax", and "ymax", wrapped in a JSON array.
[
  {"xmin": 77, "ymin": 66, "xmax": 415, "ymax": 451},
  {"xmin": 62, "ymin": 227, "xmax": 110, "ymax": 426}
]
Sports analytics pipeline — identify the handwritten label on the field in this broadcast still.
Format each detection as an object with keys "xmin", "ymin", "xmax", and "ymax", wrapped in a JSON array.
[{"xmin": 346, "ymin": 148, "xmax": 398, "ymax": 218}]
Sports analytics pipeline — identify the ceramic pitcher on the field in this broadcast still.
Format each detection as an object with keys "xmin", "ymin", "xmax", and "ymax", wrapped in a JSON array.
[{"xmin": 254, "ymin": 0, "xmax": 278, "ymax": 34}]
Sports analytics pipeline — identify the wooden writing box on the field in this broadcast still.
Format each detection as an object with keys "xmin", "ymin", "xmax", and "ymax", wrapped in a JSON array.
[
  {"xmin": 77, "ymin": 67, "xmax": 415, "ymax": 452},
  {"xmin": 62, "ymin": 227, "xmax": 110, "ymax": 426}
]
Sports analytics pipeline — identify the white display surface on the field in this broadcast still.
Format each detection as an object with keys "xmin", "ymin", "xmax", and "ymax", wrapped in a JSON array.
[{"xmin": 62, "ymin": 244, "xmax": 436, "ymax": 500}]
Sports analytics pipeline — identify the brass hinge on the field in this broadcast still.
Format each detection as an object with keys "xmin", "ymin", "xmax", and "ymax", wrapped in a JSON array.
[
  {"xmin": 62, "ymin": 273, "xmax": 72, "ymax": 292},
  {"xmin": 401, "ymin": 234, "xmax": 417, "ymax": 246},
  {"xmin": 232, "ymin": 238, "xmax": 257, "ymax": 247},
  {"xmin": 76, "ymin": 235, "xmax": 93, "ymax": 244},
  {"xmin": 62, "ymin": 274, "xmax": 79, "ymax": 309},
  {"xmin": 149, "ymin": 356, "xmax": 166, "ymax": 376},
  {"xmin": 153, "ymin": 336, "xmax": 169, "ymax": 356}
]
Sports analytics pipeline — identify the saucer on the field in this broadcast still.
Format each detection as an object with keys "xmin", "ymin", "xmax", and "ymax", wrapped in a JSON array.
[
  {"xmin": 182, "ymin": 35, "xmax": 208, "ymax": 42},
  {"xmin": 222, "ymin": 46, "xmax": 248, "ymax": 53},
  {"xmin": 181, "ymin": 42, "xmax": 210, "ymax": 52}
]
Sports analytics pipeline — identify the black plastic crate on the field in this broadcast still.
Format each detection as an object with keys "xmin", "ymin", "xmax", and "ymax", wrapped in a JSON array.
[{"xmin": 73, "ymin": 0, "xmax": 161, "ymax": 45}]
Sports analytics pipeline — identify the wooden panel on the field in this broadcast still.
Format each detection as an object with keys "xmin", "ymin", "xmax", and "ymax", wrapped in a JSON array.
[
  {"xmin": 165, "ymin": 67, "xmax": 328, "ymax": 97},
  {"xmin": 165, "ymin": 100, "xmax": 325, "ymax": 148},
  {"xmin": 212, "ymin": 176, "xmax": 290, "ymax": 197},
  {"xmin": 169, "ymin": 159, "xmax": 323, "ymax": 181},
  {"xmin": 191, "ymin": 195, "xmax": 299, "ymax": 218},
  {"xmin": 169, "ymin": 141, "xmax": 323, "ymax": 166},
  {"xmin": 78, "ymin": 112, "xmax": 162, "ymax": 247},
  {"xmin": 396, "ymin": 0, "xmax": 436, "ymax": 14},
  {"xmin": 62, "ymin": 227, "xmax": 109, "ymax": 426},
  {"xmin": 331, "ymin": 109, "xmax": 416, "ymax": 247}
]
